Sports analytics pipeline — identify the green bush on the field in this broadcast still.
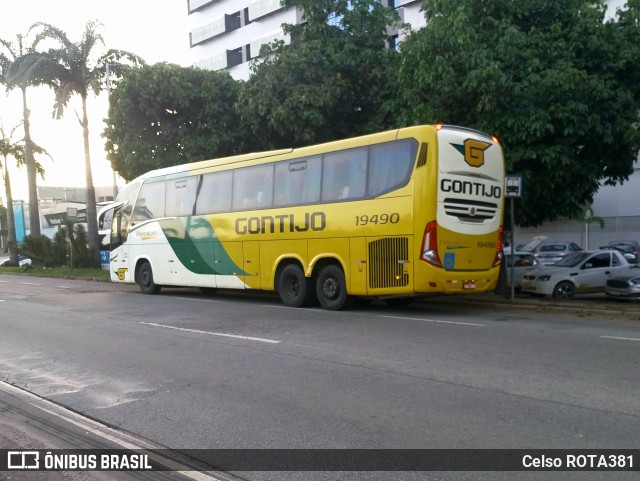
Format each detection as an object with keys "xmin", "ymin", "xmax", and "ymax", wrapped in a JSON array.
[{"xmin": 19, "ymin": 225, "xmax": 99, "ymax": 268}]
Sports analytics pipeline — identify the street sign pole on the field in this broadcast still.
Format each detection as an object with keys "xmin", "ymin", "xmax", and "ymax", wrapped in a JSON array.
[{"xmin": 505, "ymin": 175, "xmax": 523, "ymax": 303}]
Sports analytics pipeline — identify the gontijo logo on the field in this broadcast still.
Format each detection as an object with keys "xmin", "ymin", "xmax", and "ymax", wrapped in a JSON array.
[{"xmin": 452, "ymin": 139, "xmax": 492, "ymax": 168}]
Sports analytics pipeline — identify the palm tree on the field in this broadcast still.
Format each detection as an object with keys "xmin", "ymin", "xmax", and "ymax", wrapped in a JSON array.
[
  {"xmin": 0, "ymin": 123, "xmax": 26, "ymax": 266},
  {"xmin": 0, "ymin": 33, "xmax": 49, "ymax": 238},
  {"xmin": 27, "ymin": 21, "xmax": 144, "ymax": 260}
]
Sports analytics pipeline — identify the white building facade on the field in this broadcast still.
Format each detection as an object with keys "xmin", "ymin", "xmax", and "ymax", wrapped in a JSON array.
[{"xmin": 187, "ymin": 0, "xmax": 426, "ymax": 81}]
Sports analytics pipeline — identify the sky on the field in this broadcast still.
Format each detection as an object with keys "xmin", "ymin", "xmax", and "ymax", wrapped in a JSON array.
[{"xmin": 0, "ymin": 0, "xmax": 192, "ymax": 204}]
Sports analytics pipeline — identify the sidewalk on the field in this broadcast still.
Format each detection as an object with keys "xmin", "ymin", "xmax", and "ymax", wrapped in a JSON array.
[
  {"xmin": 0, "ymin": 383, "xmax": 218, "ymax": 481},
  {"xmin": 428, "ymin": 291, "xmax": 640, "ymax": 321}
]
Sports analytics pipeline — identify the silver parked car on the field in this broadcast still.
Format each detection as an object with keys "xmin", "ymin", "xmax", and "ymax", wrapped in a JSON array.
[
  {"xmin": 605, "ymin": 265, "xmax": 640, "ymax": 300},
  {"xmin": 505, "ymin": 253, "xmax": 541, "ymax": 289},
  {"xmin": 521, "ymin": 250, "xmax": 631, "ymax": 299},
  {"xmin": 534, "ymin": 241, "xmax": 582, "ymax": 266}
]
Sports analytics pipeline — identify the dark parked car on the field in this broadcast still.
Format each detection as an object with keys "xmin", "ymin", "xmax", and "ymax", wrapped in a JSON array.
[{"xmin": 601, "ymin": 240, "xmax": 640, "ymax": 264}]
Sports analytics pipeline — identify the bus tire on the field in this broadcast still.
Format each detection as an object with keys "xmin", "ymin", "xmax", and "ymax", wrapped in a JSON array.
[
  {"xmin": 278, "ymin": 264, "xmax": 313, "ymax": 308},
  {"xmin": 138, "ymin": 261, "xmax": 161, "ymax": 295},
  {"xmin": 316, "ymin": 264, "xmax": 351, "ymax": 311}
]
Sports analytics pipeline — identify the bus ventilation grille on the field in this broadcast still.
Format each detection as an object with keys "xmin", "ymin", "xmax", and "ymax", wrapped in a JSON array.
[
  {"xmin": 443, "ymin": 197, "xmax": 498, "ymax": 223},
  {"xmin": 368, "ymin": 237, "xmax": 410, "ymax": 289}
]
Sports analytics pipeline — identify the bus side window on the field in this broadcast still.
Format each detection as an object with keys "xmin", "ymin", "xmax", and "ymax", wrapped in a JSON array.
[
  {"xmin": 133, "ymin": 181, "xmax": 166, "ymax": 221},
  {"xmin": 166, "ymin": 177, "xmax": 198, "ymax": 217},
  {"xmin": 274, "ymin": 156, "xmax": 321, "ymax": 206},
  {"xmin": 321, "ymin": 148, "xmax": 367, "ymax": 202},
  {"xmin": 232, "ymin": 164, "xmax": 274, "ymax": 211},
  {"xmin": 367, "ymin": 139, "xmax": 416, "ymax": 197},
  {"xmin": 196, "ymin": 171, "xmax": 233, "ymax": 214}
]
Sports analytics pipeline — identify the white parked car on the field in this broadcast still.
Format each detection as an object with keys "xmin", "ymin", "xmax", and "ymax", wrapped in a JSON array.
[
  {"xmin": 504, "ymin": 253, "xmax": 542, "ymax": 290},
  {"xmin": 0, "ymin": 254, "xmax": 32, "ymax": 267},
  {"xmin": 520, "ymin": 250, "xmax": 631, "ymax": 299},
  {"xmin": 534, "ymin": 241, "xmax": 582, "ymax": 266}
]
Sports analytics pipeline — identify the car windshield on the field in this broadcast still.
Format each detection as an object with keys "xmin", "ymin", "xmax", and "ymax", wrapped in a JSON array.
[{"xmin": 553, "ymin": 252, "xmax": 591, "ymax": 267}]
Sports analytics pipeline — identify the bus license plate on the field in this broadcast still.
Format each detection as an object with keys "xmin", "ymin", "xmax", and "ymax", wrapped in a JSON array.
[{"xmin": 463, "ymin": 281, "xmax": 476, "ymax": 290}]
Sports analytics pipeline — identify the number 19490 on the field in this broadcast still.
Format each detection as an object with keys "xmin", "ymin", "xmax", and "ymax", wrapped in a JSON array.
[
  {"xmin": 477, "ymin": 241, "xmax": 496, "ymax": 248},
  {"xmin": 355, "ymin": 213, "xmax": 400, "ymax": 226}
]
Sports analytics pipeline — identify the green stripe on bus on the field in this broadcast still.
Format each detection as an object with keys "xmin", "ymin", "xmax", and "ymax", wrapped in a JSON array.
[{"xmin": 160, "ymin": 217, "xmax": 247, "ymax": 276}]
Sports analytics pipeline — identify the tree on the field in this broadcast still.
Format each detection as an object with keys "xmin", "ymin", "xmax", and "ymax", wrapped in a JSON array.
[
  {"xmin": 104, "ymin": 63, "xmax": 242, "ymax": 181},
  {"xmin": 0, "ymin": 122, "xmax": 51, "ymax": 265},
  {"xmin": 0, "ymin": 124, "xmax": 26, "ymax": 266},
  {"xmin": 26, "ymin": 21, "xmax": 144, "ymax": 261},
  {"xmin": 396, "ymin": 0, "xmax": 640, "ymax": 226},
  {"xmin": 0, "ymin": 32, "xmax": 52, "ymax": 237},
  {"xmin": 237, "ymin": 0, "xmax": 402, "ymax": 151}
]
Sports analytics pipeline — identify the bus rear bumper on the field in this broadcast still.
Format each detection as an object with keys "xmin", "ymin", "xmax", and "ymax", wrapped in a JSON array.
[{"xmin": 414, "ymin": 265, "xmax": 499, "ymax": 294}]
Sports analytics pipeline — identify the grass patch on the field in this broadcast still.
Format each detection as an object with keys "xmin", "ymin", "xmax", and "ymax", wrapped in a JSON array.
[{"xmin": 0, "ymin": 265, "xmax": 110, "ymax": 281}]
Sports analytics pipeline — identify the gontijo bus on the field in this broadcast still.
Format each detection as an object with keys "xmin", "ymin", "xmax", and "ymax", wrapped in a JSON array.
[{"xmin": 104, "ymin": 124, "xmax": 505, "ymax": 310}]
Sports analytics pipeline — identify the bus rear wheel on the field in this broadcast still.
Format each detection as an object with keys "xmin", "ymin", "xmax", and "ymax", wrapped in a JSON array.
[
  {"xmin": 138, "ymin": 261, "xmax": 161, "ymax": 295},
  {"xmin": 278, "ymin": 264, "xmax": 314, "ymax": 307},
  {"xmin": 316, "ymin": 264, "xmax": 351, "ymax": 311}
]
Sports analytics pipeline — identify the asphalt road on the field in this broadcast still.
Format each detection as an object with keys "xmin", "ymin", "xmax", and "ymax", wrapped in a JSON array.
[{"xmin": 0, "ymin": 274, "xmax": 639, "ymax": 481}]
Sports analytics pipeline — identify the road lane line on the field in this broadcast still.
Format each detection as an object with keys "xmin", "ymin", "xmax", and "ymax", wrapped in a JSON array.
[
  {"xmin": 19, "ymin": 282, "xmax": 41, "ymax": 286},
  {"xmin": 57, "ymin": 286, "xmax": 71, "ymax": 289},
  {"xmin": 142, "ymin": 322, "xmax": 281, "ymax": 344},
  {"xmin": 379, "ymin": 315, "xmax": 485, "ymax": 327},
  {"xmin": 600, "ymin": 335, "xmax": 640, "ymax": 342},
  {"xmin": 262, "ymin": 304, "xmax": 326, "ymax": 313}
]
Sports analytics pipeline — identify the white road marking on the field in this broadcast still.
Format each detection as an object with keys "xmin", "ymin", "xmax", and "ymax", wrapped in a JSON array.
[
  {"xmin": 379, "ymin": 315, "xmax": 485, "ymax": 327},
  {"xmin": 600, "ymin": 336, "xmax": 640, "ymax": 342},
  {"xmin": 19, "ymin": 282, "xmax": 41, "ymax": 286},
  {"xmin": 142, "ymin": 322, "xmax": 281, "ymax": 344},
  {"xmin": 0, "ymin": 300, "xmax": 5, "ymax": 302},
  {"xmin": 262, "ymin": 304, "xmax": 326, "ymax": 313},
  {"xmin": 57, "ymin": 286, "xmax": 71, "ymax": 289}
]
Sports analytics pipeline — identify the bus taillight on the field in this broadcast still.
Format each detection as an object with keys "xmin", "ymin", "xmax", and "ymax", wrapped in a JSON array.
[
  {"xmin": 421, "ymin": 221, "xmax": 442, "ymax": 267},
  {"xmin": 493, "ymin": 225, "xmax": 503, "ymax": 267}
]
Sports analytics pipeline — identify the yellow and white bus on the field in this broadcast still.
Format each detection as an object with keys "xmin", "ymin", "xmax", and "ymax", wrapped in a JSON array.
[{"xmin": 105, "ymin": 124, "xmax": 504, "ymax": 310}]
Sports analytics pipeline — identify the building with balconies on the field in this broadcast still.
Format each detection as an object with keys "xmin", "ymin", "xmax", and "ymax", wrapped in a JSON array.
[{"xmin": 187, "ymin": 0, "xmax": 426, "ymax": 80}]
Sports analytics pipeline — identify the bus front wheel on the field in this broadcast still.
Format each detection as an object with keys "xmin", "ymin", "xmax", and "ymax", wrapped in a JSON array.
[
  {"xmin": 138, "ymin": 261, "xmax": 161, "ymax": 295},
  {"xmin": 316, "ymin": 264, "xmax": 351, "ymax": 311},
  {"xmin": 278, "ymin": 264, "xmax": 314, "ymax": 307}
]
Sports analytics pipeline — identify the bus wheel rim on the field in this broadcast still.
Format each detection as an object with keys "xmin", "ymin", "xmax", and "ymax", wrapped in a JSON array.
[
  {"xmin": 287, "ymin": 276, "xmax": 301, "ymax": 297},
  {"xmin": 323, "ymin": 277, "xmax": 339, "ymax": 299}
]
